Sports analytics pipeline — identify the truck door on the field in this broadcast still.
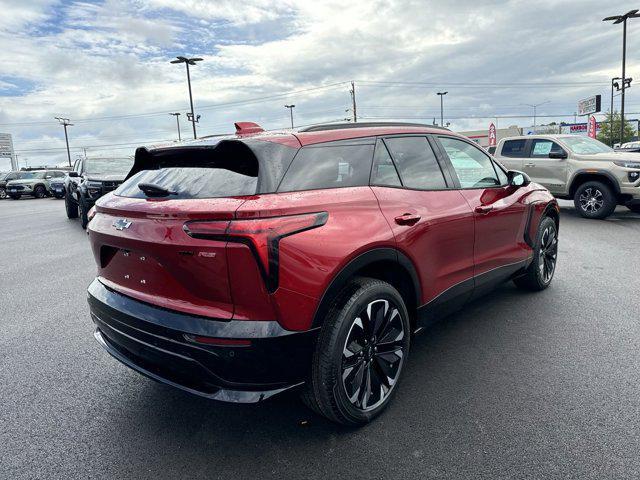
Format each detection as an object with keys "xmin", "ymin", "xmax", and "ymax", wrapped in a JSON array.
[{"xmin": 524, "ymin": 139, "xmax": 568, "ymax": 194}]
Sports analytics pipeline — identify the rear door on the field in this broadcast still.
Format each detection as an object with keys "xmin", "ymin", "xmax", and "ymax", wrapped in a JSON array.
[
  {"xmin": 525, "ymin": 138, "xmax": 568, "ymax": 194},
  {"xmin": 435, "ymin": 135, "xmax": 530, "ymax": 292},
  {"xmin": 371, "ymin": 136, "xmax": 475, "ymax": 311},
  {"xmin": 496, "ymin": 138, "xmax": 527, "ymax": 171}
]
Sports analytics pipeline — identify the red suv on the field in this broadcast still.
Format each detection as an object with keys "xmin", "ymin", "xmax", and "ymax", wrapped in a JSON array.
[{"xmin": 87, "ymin": 122, "xmax": 559, "ymax": 425}]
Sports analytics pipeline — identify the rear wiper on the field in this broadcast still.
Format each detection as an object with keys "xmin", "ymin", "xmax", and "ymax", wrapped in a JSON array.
[{"xmin": 138, "ymin": 182, "xmax": 177, "ymax": 197}]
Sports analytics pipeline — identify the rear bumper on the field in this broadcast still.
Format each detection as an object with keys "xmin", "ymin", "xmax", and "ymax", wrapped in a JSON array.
[{"xmin": 88, "ymin": 279, "xmax": 319, "ymax": 402}]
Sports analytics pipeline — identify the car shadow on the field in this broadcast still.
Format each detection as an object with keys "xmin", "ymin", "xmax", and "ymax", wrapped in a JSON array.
[{"xmin": 558, "ymin": 203, "xmax": 639, "ymax": 221}]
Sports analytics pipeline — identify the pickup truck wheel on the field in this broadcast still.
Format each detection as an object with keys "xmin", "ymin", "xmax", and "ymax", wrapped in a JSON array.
[
  {"xmin": 514, "ymin": 216, "xmax": 558, "ymax": 291},
  {"xmin": 304, "ymin": 277, "xmax": 410, "ymax": 426},
  {"xmin": 65, "ymin": 192, "xmax": 79, "ymax": 219},
  {"xmin": 79, "ymin": 197, "xmax": 89, "ymax": 229},
  {"xmin": 0, "ymin": 188, "xmax": 6, "ymax": 199},
  {"xmin": 573, "ymin": 181, "xmax": 616, "ymax": 219},
  {"xmin": 34, "ymin": 185, "xmax": 47, "ymax": 198}
]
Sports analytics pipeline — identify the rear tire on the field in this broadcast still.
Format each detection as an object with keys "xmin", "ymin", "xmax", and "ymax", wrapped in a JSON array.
[
  {"xmin": 514, "ymin": 216, "xmax": 558, "ymax": 291},
  {"xmin": 65, "ymin": 192, "xmax": 78, "ymax": 219},
  {"xmin": 0, "ymin": 188, "xmax": 6, "ymax": 199},
  {"xmin": 573, "ymin": 181, "xmax": 616, "ymax": 219},
  {"xmin": 304, "ymin": 277, "xmax": 410, "ymax": 426},
  {"xmin": 79, "ymin": 196, "xmax": 89, "ymax": 229}
]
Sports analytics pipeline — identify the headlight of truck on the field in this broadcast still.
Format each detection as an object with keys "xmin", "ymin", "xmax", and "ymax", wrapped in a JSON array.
[{"xmin": 613, "ymin": 160, "xmax": 640, "ymax": 169}]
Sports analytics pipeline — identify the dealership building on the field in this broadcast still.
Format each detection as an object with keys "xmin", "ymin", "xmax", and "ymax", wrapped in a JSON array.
[{"xmin": 0, "ymin": 133, "xmax": 16, "ymax": 171}]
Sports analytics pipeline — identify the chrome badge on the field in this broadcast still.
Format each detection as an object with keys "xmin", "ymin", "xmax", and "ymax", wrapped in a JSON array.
[{"xmin": 112, "ymin": 219, "xmax": 132, "ymax": 231}]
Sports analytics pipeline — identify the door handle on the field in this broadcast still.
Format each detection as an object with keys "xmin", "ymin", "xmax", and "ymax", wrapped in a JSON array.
[
  {"xmin": 474, "ymin": 205, "xmax": 493, "ymax": 214},
  {"xmin": 394, "ymin": 213, "xmax": 421, "ymax": 226},
  {"xmin": 524, "ymin": 163, "xmax": 535, "ymax": 167}
]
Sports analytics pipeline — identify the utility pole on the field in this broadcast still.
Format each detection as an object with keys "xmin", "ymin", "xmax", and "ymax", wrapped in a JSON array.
[
  {"xmin": 604, "ymin": 9, "xmax": 640, "ymax": 144},
  {"xmin": 54, "ymin": 117, "xmax": 73, "ymax": 167},
  {"xmin": 170, "ymin": 56, "xmax": 203, "ymax": 139},
  {"xmin": 436, "ymin": 92, "xmax": 448, "ymax": 127},
  {"xmin": 350, "ymin": 81, "xmax": 357, "ymax": 122},
  {"xmin": 169, "ymin": 112, "xmax": 182, "ymax": 141},
  {"xmin": 284, "ymin": 104, "xmax": 295, "ymax": 128},
  {"xmin": 522, "ymin": 101, "xmax": 550, "ymax": 130},
  {"xmin": 611, "ymin": 77, "xmax": 622, "ymax": 146}
]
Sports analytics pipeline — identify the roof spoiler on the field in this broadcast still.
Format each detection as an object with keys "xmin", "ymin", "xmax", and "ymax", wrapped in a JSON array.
[{"xmin": 235, "ymin": 122, "xmax": 264, "ymax": 135}]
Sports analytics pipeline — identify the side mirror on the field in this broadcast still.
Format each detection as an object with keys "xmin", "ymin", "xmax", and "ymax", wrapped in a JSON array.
[
  {"xmin": 68, "ymin": 171, "xmax": 79, "ymax": 178},
  {"xmin": 549, "ymin": 150, "xmax": 567, "ymax": 159},
  {"xmin": 508, "ymin": 170, "xmax": 531, "ymax": 188}
]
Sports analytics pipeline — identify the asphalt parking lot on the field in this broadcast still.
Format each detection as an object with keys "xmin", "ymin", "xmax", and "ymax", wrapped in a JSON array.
[{"xmin": 1, "ymin": 197, "xmax": 639, "ymax": 479}]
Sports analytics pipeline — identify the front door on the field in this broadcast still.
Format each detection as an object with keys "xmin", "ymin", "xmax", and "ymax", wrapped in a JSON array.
[
  {"xmin": 435, "ymin": 135, "xmax": 530, "ymax": 294},
  {"xmin": 524, "ymin": 139, "xmax": 568, "ymax": 194}
]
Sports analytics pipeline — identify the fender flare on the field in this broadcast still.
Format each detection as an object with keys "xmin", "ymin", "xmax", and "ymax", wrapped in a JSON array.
[
  {"xmin": 311, "ymin": 247, "xmax": 421, "ymax": 328},
  {"xmin": 569, "ymin": 170, "xmax": 621, "ymax": 196}
]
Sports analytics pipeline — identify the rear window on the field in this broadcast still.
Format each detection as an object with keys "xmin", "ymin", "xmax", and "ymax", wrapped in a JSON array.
[
  {"xmin": 277, "ymin": 144, "xmax": 374, "ymax": 192},
  {"xmin": 501, "ymin": 139, "xmax": 527, "ymax": 157}
]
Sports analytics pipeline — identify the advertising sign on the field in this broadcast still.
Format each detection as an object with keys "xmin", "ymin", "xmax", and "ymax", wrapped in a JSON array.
[
  {"xmin": 577, "ymin": 95, "xmax": 602, "ymax": 116},
  {"xmin": 587, "ymin": 115, "xmax": 597, "ymax": 138},
  {"xmin": 488, "ymin": 123, "xmax": 497, "ymax": 147}
]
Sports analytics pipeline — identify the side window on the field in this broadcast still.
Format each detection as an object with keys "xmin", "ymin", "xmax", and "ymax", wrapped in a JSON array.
[
  {"xmin": 531, "ymin": 139, "xmax": 564, "ymax": 158},
  {"xmin": 278, "ymin": 143, "xmax": 374, "ymax": 192},
  {"xmin": 371, "ymin": 140, "xmax": 401, "ymax": 187},
  {"xmin": 383, "ymin": 137, "xmax": 447, "ymax": 190},
  {"xmin": 54, "ymin": 171, "xmax": 65, "ymax": 178},
  {"xmin": 501, "ymin": 139, "xmax": 527, "ymax": 158},
  {"xmin": 439, "ymin": 136, "xmax": 501, "ymax": 188}
]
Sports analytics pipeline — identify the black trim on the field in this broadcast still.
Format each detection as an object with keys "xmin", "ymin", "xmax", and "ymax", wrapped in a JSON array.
[
  {"xmin": 569, "ymin": 170, "xmax": 621, "ymax": 195},
  {"xmin": 523, "ymin": 203, "xmax": 536, "ymax": 248},
  {"xmin": 312, "ymin": 248, "xmax": 421, "ymax": 328},
  {"xmin": 88, "ymin": 279, "xmax": 319, "ymax": 400}
]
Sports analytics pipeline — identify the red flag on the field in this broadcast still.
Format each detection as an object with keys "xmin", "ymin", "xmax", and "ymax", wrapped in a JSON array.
[{"xmin": 488, "ymin": 123, "xmax": 497, "ymax": 146}]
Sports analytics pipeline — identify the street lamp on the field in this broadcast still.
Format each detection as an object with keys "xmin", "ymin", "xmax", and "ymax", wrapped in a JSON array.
[
  {"xmin": 284, "ymin": 104, "xmax": 295, "ymax": 128},
  {"xmin": 603, "ymin": 9, "xmax": 640, "ymax": 144},
  {"xmin": 169, "ymin": 112, "xmax": 181, "ymax": 141},
  {"xmin": 436, "ymin": 92, "xmax": 448, "ymax": 127},
  {"xmin": 521, "ymin": 101, "xmax": 550, "ymax": 130},
  {"xmin": 610, "ymin": 77, "xmax": 622, "ymax": 146},
  {"xmin": 170, "ymin": 56, "xmax": 203, "ymax": 139},
  {"xmin": 54, "ymin": 117, "xmax": 73, "ymax": 167}
]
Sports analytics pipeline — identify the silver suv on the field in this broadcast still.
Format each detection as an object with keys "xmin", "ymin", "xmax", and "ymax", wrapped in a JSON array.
[{"xmin": 494, "ymin": 135, "xmax": 640, "ymax": 219}]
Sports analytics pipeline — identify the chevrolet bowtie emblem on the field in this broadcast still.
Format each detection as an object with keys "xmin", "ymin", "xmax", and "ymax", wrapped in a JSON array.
[{"xmin": 112, "ymin": 219, "xmax": 132, "ymax": 230}]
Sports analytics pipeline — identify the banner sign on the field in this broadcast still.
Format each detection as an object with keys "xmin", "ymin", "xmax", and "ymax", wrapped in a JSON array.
[
  {"xmin": 587, "ymin": 115, "xmax": 597, "ymax": 138},
  {"xmin": 577, "ymin": 95, "xmax": 602, "ymax": 116},
  {"xmin": 488, "ymin": 123, "xmax": 497, "ymax": 147}
]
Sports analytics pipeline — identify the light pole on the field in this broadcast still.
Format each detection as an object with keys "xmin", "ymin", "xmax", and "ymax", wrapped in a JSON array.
[
  {"xmin": 54, "ymin": 117, "xmax": 73, "ymax": 167},
  {"xmin": 436, "ymin": 92, "xmax": 448, "ymax": 127},
  {"xmin": 284, "ymin": 104, "xmax": 295, "ymax": 128},
  {"xmin": 604, "ymin": 9, "xmax": 640, "ymax": 144},
  {"xmin": 610, "ymin": 77, "xmax": 622, "ymax": 146},
  {"xmin": 522, "ymin": 101, "xmax": 550, "ymax": 131},
  {"xmin": 170, "ymin": 56, "xmax": 203, "ymax": 139},
  {"xmin": 169, "ymin": 112, "xmax": 181, "ymax": 141}
]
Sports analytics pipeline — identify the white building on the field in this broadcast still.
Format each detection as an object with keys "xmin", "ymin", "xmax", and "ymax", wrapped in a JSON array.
[{"xmin": 0, "ymin": 133, "xmax": 16, "ymax": 171}]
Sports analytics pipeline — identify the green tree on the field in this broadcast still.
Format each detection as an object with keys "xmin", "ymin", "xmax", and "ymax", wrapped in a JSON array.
[{"xmin": 597, "ymin": 111, "xmax": 636, "ymax": 146}]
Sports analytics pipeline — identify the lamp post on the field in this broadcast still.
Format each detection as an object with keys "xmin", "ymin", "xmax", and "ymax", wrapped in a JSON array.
[
  {"xmin": 603, "ymin": 9, "xmax": 640, "ymax": 144},
  {"xmin": 611, "ymin": 77, "xmax": 622, "ymax": 146},
  {"xmin": 522, "ymin": 101, "xmax": 550, "ymax": 131},
  {"xmin": 284, "ymin": 104, "xmax": 295, "ymax": 128},
  {"xmin": 169, "ymin": 112, "xmax": 181, "ymax": 141},
  {"xmin": 170, "ymin": 56, "xmax": 203, "ymax": 139},
  {"xmin": 54, "ymin": 117, "xmax": 73, "ymax": 167},
  {"xmin": 436, "ymin": 92, "xmax": 448, "ymax": 127}
]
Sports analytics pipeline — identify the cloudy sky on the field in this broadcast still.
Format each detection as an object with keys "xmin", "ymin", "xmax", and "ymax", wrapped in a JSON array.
[{"xmin": 0, "ymin": 0, "xmax": 638, "ymax": 169}]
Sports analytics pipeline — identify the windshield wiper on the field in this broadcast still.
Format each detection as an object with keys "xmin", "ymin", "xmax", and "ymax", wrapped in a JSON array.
[{"xmin": 138, "ymin": 182, "xmax": 177, "ymax": 197}]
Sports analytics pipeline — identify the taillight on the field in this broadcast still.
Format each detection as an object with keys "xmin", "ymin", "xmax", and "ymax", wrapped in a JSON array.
[{"xmin": 184, "ymin": 212, "xmax": 328, "ymax": 292}]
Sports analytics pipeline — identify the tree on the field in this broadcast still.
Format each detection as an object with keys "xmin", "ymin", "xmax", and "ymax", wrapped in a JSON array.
[{"xmin": 597, "ymin": 111, "xmax": 636, "ymax": 146}]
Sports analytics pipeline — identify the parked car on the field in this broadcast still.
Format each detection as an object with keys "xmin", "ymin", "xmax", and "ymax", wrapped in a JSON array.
[
  {"xmin": 616, "ymin": 141, "xmax": 640, "ymax": 153},
  {"xmin": 48, "ymin": 175, "xmax": 67, "ymax": 198},
  {"xmin": 87, "ymin": 121, "xmax": 559, "ymax": 426},
  {"xmin": 65, "ymin": 157, "xmax": 134, "ymax": 228},
  {"xmin": 494, "ymin": 135, "xmax": 640, "ymax": 218},
  {"xmin": 5, "ymin": 170, "xmax": 67, "ymax": 199},
  {"xmin": 0, "ymin": 171, "xmax": 21, "ymax": 199}
]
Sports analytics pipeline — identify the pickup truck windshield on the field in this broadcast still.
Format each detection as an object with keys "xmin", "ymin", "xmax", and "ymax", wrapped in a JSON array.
[
  {"xmin": 85, "ymin": 158, "xmax": 134, "ymax": 176},
  {"xmin": 562, "ymin": 137, "xmax": 613, "ymax": 155}
]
